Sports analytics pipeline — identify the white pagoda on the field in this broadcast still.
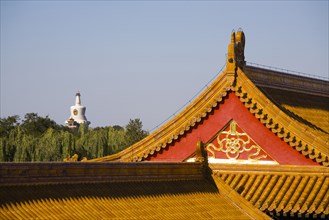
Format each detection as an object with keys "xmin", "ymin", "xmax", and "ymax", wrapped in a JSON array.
[{"xmin": 65, "ymin": 91, "xmax": 90, "ymax": 128}]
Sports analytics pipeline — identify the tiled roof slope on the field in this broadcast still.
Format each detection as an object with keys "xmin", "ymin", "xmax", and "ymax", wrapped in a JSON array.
[
  {"xmin": 0, "ymin": 163, "xmax": 269, "ymax": 220},
  {"xmin": 237, "ymin": 66, "xmax": 329, "ymax": 166},
  {"xmin": 244, "ymin": 65, "xmax": 329, "ymax": 136},
  {"xmin": 91, "ymin": 31, "xmax": 328, "ymax": 166},
  {"xmin": 211, "ymin": 164, "xmax": 329, "ymax": 218},
  {"xmin": 0, "ymin": 181, "xmax": 253, "ymax": 219}
]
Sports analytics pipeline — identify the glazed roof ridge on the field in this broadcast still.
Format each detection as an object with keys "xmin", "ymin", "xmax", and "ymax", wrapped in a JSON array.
[
  {"xmin": 210, "ymin": 163, "xmax": 329, "ymax": 173},
  {"xmin": 244, "ymin": 64, "xmax": 329, "ymax": 97},
  {"xmin": 90, "ymin": 31, "xmax": 328, "ymax": 166},
  {"xmin": 0, "ymin": 162, "xmax": 204, "ymax": 186},
  {"xmin": 246, "ymin": 61, "xmax": 329, "ymax": 82}
]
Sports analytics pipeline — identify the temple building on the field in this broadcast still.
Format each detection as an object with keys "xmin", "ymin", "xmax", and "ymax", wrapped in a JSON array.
[
  {"xmin": 65, "ymin": 91, "xmax": 90, "ymax": 128},
  {"xmin": 1, "ymin": 31, "xmax": 328, "ymax": 219},
  {"xmin": 93, "ymin": 30, "xmax": 328, "ymax": 165}
]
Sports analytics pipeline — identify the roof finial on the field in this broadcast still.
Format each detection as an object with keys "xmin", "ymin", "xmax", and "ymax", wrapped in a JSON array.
[
  {"xmin": 226, "ymin": 31, "xmax": 236, "ymax": 74},
  {"xmin": 226, "ymin": 29, "xmax": 246, "ymax": 73},
  {"xmin": 231, "ymin": 29, "xmax": 235, "ymax": 43},
  {"xmin": 235, "ymin": 29, "xmax": 246, "ymax": 68}
]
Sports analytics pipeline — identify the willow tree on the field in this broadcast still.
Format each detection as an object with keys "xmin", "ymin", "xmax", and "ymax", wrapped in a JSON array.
[
  {"xmin": 34, "ymin": 128, "xmax": 62, "ymax": 161},
  {"xmin": 108, "ymin": 126, "xmax": 127, "ymax": 154}
]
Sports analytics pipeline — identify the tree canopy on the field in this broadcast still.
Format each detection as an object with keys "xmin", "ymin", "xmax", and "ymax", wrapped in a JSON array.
[{"xmin": 0, "ymin": 113, "xmax": 148, "ymax": 162}]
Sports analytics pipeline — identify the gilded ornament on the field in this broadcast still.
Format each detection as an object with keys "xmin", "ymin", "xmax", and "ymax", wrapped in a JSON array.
[{"xmin": 206, "ymin": 121, "xmax": 267, "ymax": 161}]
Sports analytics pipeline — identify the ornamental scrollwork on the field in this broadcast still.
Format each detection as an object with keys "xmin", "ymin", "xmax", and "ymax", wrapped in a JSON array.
[{"xmin": 206, "ymin": 121, "xmax": 267, "ymax": 160}]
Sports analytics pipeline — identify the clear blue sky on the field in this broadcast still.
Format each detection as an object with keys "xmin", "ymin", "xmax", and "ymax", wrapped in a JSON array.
[{"xmin": 1, "ymin": 1, "xmax": 328, "ymax": 130}]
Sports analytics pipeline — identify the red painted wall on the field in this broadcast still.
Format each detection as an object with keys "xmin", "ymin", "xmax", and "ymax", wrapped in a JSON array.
[{"xmin": 146, "ymin": 92, "xmax": 318, "ymax": 166}]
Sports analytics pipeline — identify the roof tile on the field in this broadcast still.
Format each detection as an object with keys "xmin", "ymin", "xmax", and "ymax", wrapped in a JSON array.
[
  {"xmin": 212, "ymin": 164, "xmax": 329, "ymax": 217},
  {"xmin": 0, "ymin": 179, "xmax": 263, "ymax": 219}
]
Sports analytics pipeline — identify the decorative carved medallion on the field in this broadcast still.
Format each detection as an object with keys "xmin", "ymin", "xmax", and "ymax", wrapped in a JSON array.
[
  {"xmin": 206, "ymin": 120, "xmax": 268, "ymax": 161},
  {"xmin": 73, "ymin": 109, "xmax": 78, "ymax": 116}
]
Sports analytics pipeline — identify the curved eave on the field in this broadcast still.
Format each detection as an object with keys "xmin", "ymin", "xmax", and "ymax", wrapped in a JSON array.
[
  {"xmin": 90, "ymin": 68, "xmax": 235, "ymax": 162},
  {"xmin": 91, "ymin": 66, "xmax": 328, "ymax": 166},
  {"xmin": 234, "ymin": 68, "xmax": 329, "ymax": 166}
]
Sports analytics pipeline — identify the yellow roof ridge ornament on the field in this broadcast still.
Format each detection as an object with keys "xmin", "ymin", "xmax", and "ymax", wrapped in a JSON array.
[
  {"xmin": 235, "ymin": 28, "xmax": 246, "ymax": 68},
  {"xmin": 225, "ymin": 28, "xmax": 246, "ymax": 84}
]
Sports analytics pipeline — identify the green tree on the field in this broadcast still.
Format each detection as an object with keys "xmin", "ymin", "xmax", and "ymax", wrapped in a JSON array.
[
  {"xmin": 125, "ymin": 118, "xmax": 148, "ymax": 147},
  {"xmin": 21, "ymin": 113, "xmax": 60, "ymax": 136},
  {"xmin": 34, "ymin": 128, "xmax": 62, "ymax": 161},
  {"xmin": 0, "ymin": 115, "xmax": 20, "ymax": 137},
  {"xmin": 0, "ymin": 114, "xmax": 149, "ymax": 162},
  {"xmin": 90, "ymin": 128, "xmax": 108, "ymax": 158},
  {"xmin": 0, "ymin": 138, "xmax": 8, "ymax": 161},
  {"xmin": 61, "ymin": 131, "xmax": 75, "ymax": 159},
  {"xmin": 4, "ymin": 126, "xmax": 22, "ymax": 161},
  {"xmin": 108, "ymin": 127, "xmax": 127, "ymax": 154},
  {"xmin": 13, "ymin": 127, "xmax": 36, "ymax": 162},
  {"xmin": 113, "ymin": 125, "xmax": 124, "ymax": 131}
]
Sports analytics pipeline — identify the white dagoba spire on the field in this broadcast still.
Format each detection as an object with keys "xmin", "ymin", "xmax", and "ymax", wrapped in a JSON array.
[
  {"xmin": 75, "ymin": 91, "xmax": 81, "ymax": 105},
  {"xmin": 65, "ymin": 91, "xmax": 90, "ymax": 128}
]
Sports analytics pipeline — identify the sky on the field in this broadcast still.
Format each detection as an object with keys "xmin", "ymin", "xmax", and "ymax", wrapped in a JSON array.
[{"xmin": 1, "ymin": 1, "xmax": 328, "ymax": 131}]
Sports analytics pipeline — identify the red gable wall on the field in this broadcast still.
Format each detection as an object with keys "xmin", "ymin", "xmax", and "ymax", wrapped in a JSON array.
[{"xmin": 146, "ymin": 92, "xmax": 318, "ymax": 166}]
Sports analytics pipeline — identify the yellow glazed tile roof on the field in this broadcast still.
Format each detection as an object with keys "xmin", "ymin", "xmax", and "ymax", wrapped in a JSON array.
[
  {"xmin": 244, "ymin": 65, "xmax": 329, "ymax": 136},
  {"xmin": 91, "ymin": 31, "xmax": 329, "ymax": 166},
  {"xmin": 236, "ymin": 66, "xmax": 329, "ymax": 166},
  {"xmin": 261, "ymin": 88, "xmax": 328, "ymax": 136},
  {"xmin": 0, "ymin": 162, "xmax": 269, "ymax": 219},
  {"xmin": 211, "ymin": 164, "xmax": 329, "ymax": 218},
  {"xmin": 0, "ymin": 179, "xmax": 266, "ymax": 219}
]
